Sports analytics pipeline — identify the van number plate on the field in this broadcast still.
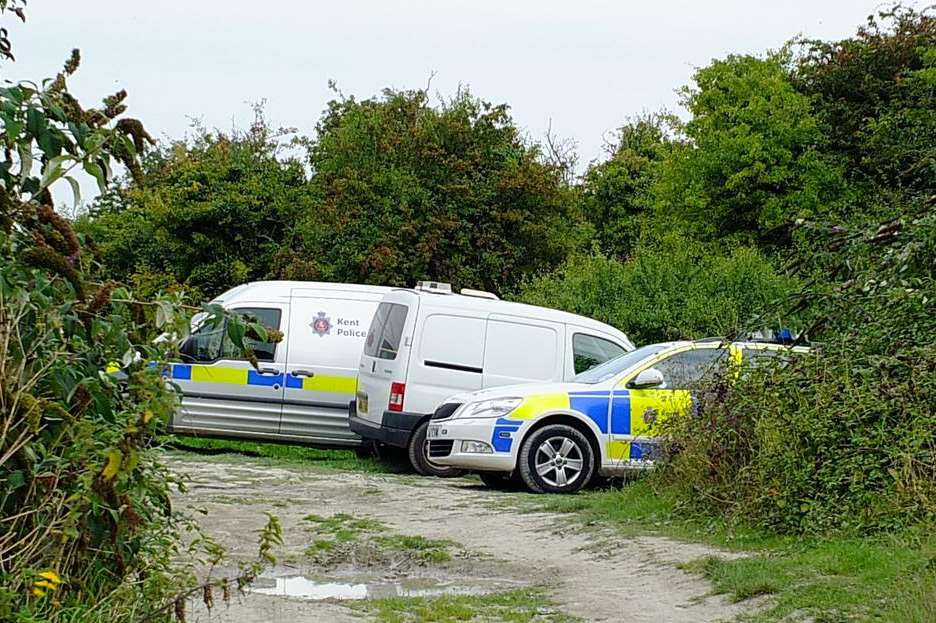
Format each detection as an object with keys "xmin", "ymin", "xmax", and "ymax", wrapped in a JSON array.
[{"xmin": 358, "ymin": 395, "xmax": 368, "ymax": 414}]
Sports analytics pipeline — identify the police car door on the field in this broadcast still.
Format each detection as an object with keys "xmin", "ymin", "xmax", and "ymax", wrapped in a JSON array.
[
  {"xmin": 174, "ymin": 305, "xmax": 287, "ymax": 437},
  {"xmin": 282, "ymin": 292, "xmax": 383, "ymax": 444},
  {"xmin": 610, "ymin": 345, "xmax": 726, "ymax": 466}
]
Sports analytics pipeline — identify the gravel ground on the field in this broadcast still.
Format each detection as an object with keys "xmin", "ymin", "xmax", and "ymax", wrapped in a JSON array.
[{"xmin": 169, "ymin": 454, "xmax": 754, "ymax": 622}]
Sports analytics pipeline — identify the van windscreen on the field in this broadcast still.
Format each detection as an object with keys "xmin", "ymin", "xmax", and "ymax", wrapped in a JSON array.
[{"xmin": 364, "ymin": 302, "xmax": 408, "ymax": 360}]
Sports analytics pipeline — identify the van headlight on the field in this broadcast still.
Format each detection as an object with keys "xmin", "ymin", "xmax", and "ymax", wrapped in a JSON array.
[{"xmin": 460, "ymin": 397, "xmax": 522, "ymax": 419}]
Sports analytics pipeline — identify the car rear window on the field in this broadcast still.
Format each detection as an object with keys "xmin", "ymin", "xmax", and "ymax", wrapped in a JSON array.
[{"xmin": 364, "ymin": 302, "xmax": 408, "ymax": 360}]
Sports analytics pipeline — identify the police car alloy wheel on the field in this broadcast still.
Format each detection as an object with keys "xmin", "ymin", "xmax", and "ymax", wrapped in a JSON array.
[{"xmin": 518, "ymin": 424, "xmax": 595, "ymax": 494}]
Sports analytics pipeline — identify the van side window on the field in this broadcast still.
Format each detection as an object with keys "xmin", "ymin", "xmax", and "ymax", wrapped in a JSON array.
[
  {"xmin": 365, "ymin": 303, "xmax": 408, "ymax": 360},
  {"xmin": 572, "ymin": 333, "xmax": 626, "ymax": 374},
  {"xmin": 181, "ymin": 322, "xmax": 224, "ymax": 362},
  {"xmin": 221, "ymin": 308, "xmax": 282, "ymax": 362},
  {"xmin": 653, "ymin": 348, "xmax": 727, "ymax": 389}
]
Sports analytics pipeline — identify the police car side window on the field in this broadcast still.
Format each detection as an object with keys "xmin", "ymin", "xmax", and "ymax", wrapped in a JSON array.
[
  {"xmin": 572, "ymin": 334, "xmax": 626, "ymax": 374},
  {"xmin": 220, "ymin": 308, "xmax": 282, "ymax": 362},
  {"xmin": 653, "ymin": 349, "xmax": 727, "ymax": 390}
]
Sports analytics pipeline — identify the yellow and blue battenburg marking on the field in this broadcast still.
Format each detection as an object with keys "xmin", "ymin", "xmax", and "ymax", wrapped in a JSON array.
[
  {"xmin": 154, "ymin": 363, "xmax": 355, "ymax": 394},
  {"xmin": 489, "ymin": 389, "xmax": 676, "ymax": 460}
]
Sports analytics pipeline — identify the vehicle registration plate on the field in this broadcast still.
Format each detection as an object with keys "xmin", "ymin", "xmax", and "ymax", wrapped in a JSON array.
[
  {"xmin": 427, "ymin": 425, "xmax": 444, "ymax": 439},
  {"xmin": 358, "ymin": 394, "xmax": 368, "ymax": 414}
]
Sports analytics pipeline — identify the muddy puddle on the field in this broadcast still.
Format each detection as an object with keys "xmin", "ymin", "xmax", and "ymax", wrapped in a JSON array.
[{"xmin": 247, "ymin": 567, "xmax": 525, "ymax": 601}]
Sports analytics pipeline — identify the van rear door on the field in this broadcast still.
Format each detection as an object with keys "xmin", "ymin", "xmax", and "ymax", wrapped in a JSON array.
[
  {"xmin": 281, "ymin": 290, "xmax": 383, "ymax": 445},
  {"xmin": 356, "ymin": 295, "xmax": 415, "ymax": 426}
]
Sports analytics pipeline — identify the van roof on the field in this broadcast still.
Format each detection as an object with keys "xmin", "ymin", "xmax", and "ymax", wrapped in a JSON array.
[
  {"xmin": 386, "ymin": 288, "xmax": 635, "ymax": 350},
  {"xmin": 212, "ymin": 281, "xmax": 394, "ymax": 304}
]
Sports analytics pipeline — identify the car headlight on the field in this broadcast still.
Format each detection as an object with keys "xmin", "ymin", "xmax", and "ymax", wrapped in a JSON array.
[{"xmin": 459, "ymin": 397, "xmax": 522, "ymax": 419}]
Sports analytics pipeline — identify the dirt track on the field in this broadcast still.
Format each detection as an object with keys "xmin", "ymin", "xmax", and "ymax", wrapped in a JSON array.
[{"xmin": 169, "ymin": 454, "xmax": 754, "ymax": 622}]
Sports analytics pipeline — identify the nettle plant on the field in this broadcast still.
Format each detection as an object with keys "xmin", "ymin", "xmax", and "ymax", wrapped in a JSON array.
[{"xmin": 0, "ymin": 25, "xmax": 280, "ymax": 623}]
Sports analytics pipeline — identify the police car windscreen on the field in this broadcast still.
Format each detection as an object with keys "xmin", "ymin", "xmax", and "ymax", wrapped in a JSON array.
[{"xmin": 573, "ymin": 343, "xmax": 670, "ymax": 384}]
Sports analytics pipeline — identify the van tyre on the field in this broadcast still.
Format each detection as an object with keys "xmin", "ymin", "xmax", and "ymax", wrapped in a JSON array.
[
  {"xmin": 518, "ymin": 425, "xmax": 595, "ymax": 494},
  {"xmin": 408, "ymin": 420, "xmax": 466, "ymax": 478}
]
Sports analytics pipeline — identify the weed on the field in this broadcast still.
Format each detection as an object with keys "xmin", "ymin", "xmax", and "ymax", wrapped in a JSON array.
[
  {"xmin": 349, "ymin": 587, "xmax": 580, "ymax": 622},
  {"xmin": 303, "ymin": 513, "xmax": 386, "ymax": 541},
  {"xmin": 373, "ymin": 535, "xmax": 454, "ymax": 564},
  {"xmin": 302, "ymin": 513, "xmax": 457, "ymax": 568}
]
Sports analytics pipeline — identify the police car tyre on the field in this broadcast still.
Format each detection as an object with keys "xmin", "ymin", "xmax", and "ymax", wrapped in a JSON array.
[
  {"xmin": 478, "ymin": 470, "xmax": 523, "ymax": 491},
  {"xmin": 519, "ymin": 425, "xmax": 595, "ymax": 494},
  {"xmin": 408, "ymin": 420, "xmax": 467, "ymax": 478}
]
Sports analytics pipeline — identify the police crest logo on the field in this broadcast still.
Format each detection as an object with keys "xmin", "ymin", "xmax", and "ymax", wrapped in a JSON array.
[{"xmin": 311, "ymin": 311, "xmax": 331, "ymax": 336}]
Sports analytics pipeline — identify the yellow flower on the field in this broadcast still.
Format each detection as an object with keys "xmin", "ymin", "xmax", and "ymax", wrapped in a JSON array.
[
  {"xmin": 31, "ymin": 570, "xmax": 62, "ymax": 598},
  {"xmin": 101, "ymin": 448, "xmax": 122, "ymax": 480}
]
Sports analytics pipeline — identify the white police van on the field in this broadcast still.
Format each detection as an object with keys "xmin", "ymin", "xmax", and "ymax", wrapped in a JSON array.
[
  {"xmin": 169, "ymin": 281, "xmax": 392, "ymax": 447},
  {"xmin": 349, "ymin": 282, "xmax": 635, "ymax": 476}
]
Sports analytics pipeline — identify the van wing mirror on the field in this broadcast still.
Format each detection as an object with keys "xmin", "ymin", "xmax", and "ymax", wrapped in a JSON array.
[{"xmin": 627, "ymin": 368, "xmax": 665, "ymax": 389}]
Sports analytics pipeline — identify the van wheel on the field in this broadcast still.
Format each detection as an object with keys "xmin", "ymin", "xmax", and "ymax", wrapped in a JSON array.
[
  {"xmin": 354, "ymin": 441, "xmax": 378, "ymax": 459},
  {"xmin": 408, "ymin": 421, "xmax": 466, "ymax": 478},
  {"xmin": 518, "ymin": 425, "xmax": 595, "ymax": 494},
  {"xmin": 478, "ymin": 471, "xmax": 523, "ymax": 491}
]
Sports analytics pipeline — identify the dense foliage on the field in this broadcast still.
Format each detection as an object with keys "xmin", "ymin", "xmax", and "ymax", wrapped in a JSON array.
[
  {"xmin": 519, "ymin": 235, "xmax": 792, "ymax": 346},
  {"xmin": 652, "ymin": 6, "xmax": 936, "ymax": 534},
  {"xmin": 575, "ymin": 114, "xmax": 676, "ymax": 258},
  {"xmin": 661, "ymin": 200, "xmax": 935, "ymax": 533},
  {"xmin": 83, "ymin": 89, "xmax": 582, "ymax": 298},
  {"xmin": 297, "ymin": 88, "xmax": 583, "ymax": 291},
  {"xmin": 82, "ymin": 110, "xmax": 310, "ymax": 300},
  {"xmin": 0, "ymin": 33, "xmax": 280, "ymax": 622}
]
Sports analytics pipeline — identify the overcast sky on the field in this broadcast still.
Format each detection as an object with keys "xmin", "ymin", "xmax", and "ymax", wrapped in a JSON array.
[{"xmin": 5, "ymin": 0, "xmax": 904, "ymax": 201}]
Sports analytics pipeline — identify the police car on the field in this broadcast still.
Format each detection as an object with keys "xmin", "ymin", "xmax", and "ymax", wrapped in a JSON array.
[{"xmin": 426, "ymin": 338, "xmax": 807, "ymax": 493}]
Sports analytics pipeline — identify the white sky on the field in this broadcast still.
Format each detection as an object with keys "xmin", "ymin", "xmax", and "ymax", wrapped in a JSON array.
[{"xmin": 4, "ymin": 0, "xmax": 904, "ymax": 203}]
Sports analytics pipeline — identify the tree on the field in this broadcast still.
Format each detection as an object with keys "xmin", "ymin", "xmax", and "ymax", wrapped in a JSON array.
[
  {"xmin": 296, "ymin": 87, "xmax": 584, "ymax": 293},
  {"xmin": 519, "ymin": 234, "xmax": 793, "ymax": 346},
  {"xmin": 656, "ymin": 54, "xmax": 849, "ymax": 242},
  {"xmin": 81, "ymin": 109, "xmax": 310, "ymax": 300},
  {"xmin": 794, "ymin": 6, "xmax": 936, "ymax": 194},
  {"xmin": 580, "ymin": 113, "xmax": 678, "ymax": 258}
]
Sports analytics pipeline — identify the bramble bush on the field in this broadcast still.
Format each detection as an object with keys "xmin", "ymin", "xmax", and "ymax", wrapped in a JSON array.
[
  {"xmin": 658, "ymin": 200, "xmax": 936, "ymax": 534},
  {"xmin": 651, "ymin": 6, "xmax": 936, "ymax": 535}
]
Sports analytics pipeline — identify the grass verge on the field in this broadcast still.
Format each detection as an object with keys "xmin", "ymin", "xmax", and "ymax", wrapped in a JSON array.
[
  {"xmin": 348, "ymin": 587, "xmax": 580, "ymax": 623},
  {"xmin": 163, "ymin": 434, "xmax": 400, "ymax": 473},
  {"xmin": 531, "ymin": 479, "xmax": 936, "ymax": 622}
]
